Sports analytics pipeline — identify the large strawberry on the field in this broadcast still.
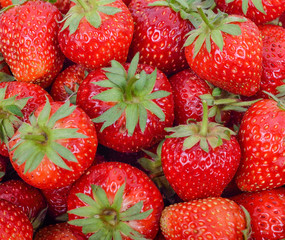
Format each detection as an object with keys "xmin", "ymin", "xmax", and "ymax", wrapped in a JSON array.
[
  {"xmin": 57, "ymin": 0, "xmax": 134, "ymax": 70},
  {"xmin": 160, "ymin": 197, "xmax": 249, "ymax": 239},
  {"xmin": 76, "ymin": 53, "xmax": 174, "ymax": 153},
  {"xmin": 232, "ymin": 188, "xmax": 285, "ymax": 240},
  {"xmin": 161, "ymin": 101, "xmax": 241, "ymax": 201},
  {"xmin": 184, "ymin": 10, "xmax": 263, "ymax": 96},
  {"xmin": 0, "ymin": 1, "xmax": 65, "ymax": 88},
  {"xmin": 8, "ymin": 100, "xmax": 98, "ymax": 189},
  {"xmin": 67, "ymin": 162, "xmax": 164, "ymax": 239},
  {"xmin": 236, "ymin": 96, "xmax": 285, "ymax": 192}
]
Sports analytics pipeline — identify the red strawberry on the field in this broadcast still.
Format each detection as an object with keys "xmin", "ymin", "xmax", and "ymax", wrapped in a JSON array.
[
  {"xmin": 185, "ymin": 11, "xmax": 263, "ymax": 97},
  {"xmin": 67, "ymin": 162, "xmax": 164, "ymax": 239},
  {"xmin": 160, "ymin": 197, "xmax": 248, "ymax": 240},
  {"xmin": 0, "ymin": 155, "xmax": 6, "ymax": 181},
  {"xmin": 161, "ymin": 101, "xmax": 241, "ymax": 201},
  {"xmin": 0, "ymin": 198, "xmax": 33, "ymax": 239},
  {"xmin": 280, "ymin": 11, "xmax": 285, "ymax": 27},
  {"xmin": 76, "ymin": 53, "xmax": 174, "ymax": 153},
  {"xmin": 0, "ymin": 179, "xmax": 47, "ymax": 229},
  {"xmin": 8, "ymin": 100, "xmax": 98, "ymax": 189},
  {"xmin": 232, "ymin": 188, "xmax": 285, "ymax": 240},
  {"xmin": 236, "ymin": 97, "xmax": 285, "ymax": 192},
  {"xmin": 128, "ymin": 0, "xmax": 194, "ymax": 76},
  {"xmin": 0, "ymin": 1, "xmax": 65, "ymax": 88},
  {"xmin": 50, "ymin": 64, "xmax": 87, "ymax": 104},
  {"xmin": 57, "ymin": 0, "xmax": 134, "ymax": 70},
  {"xmin": 215, "ymin": 0, "xmax": 285, "ymax": 24},
  {"xmin": 53, "ymin": 0, "xmax": 71, "ymax": 14}
]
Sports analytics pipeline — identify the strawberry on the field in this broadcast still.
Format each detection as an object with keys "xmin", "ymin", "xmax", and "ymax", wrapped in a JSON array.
[
  {"xmin": 0, "ymin": 179, "xmax": 47, "ymax": 230},
  {"xmin": 161, "ymin": 101, "xmax": 241, "ymax": 201},
  {"xmin": 76, "ymin": 53, "xmax": 174, "ymax": 153},
  {"xmin": 8, "ymin": 100, "xmax": 98, "ymax": 189},
  {"xmin": 0, "ymin": 155, "xmax": 6, "ymax": 181},
  {"xmin": 50, "ymin": 64, "xmax": 87, "ymax": 104},
  {"xmin": 67, "ymin": 161, "xmax": 164, "ymax": 239},
  {"xmin": 236, "ymin": 97, "xmax": 285, "ymax": 192},
  {"xmin": 0, "ymin": 198, "xmax": 33, "ymax": 239},
  {"xmin": 0, "ymin": 1, "xmax": 65, "ymax": 88},
  {"xmin": 184, "ymin": 10, "xmax": 263, "ymax": 97},
  {"xmin": 34, "ymin": 222, "xmax": 78, "ymax": 240},
  {"xmin": 57, "ymin": 0, "xmax": 134, "ymax": 70},
  {"xmin": 215, "ymin": 0, "xmax": 285, "ymax": 24},
  {"xmin": 53, "ymin": 0, "xmax": 71, "ymax": 14},
  {"xmin": 160, "ymin": 197, "xmax": 248, "ymax": 239},
  {"xmin": 232, "ymin": 187, "xmax": 285, "ymax": 240}
]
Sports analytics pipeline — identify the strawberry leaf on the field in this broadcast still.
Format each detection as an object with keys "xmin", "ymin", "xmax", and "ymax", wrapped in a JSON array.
[{"xmin": 126, "ymin": 104, "xmax": 139, "ymax": 136}]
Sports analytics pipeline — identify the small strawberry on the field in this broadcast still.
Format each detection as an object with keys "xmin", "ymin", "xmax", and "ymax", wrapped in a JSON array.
[
  {"xmin": 184, "ymin": 10, "xmax": 263, "ymax": 96},
  {"xmin": 57, "ymin": 0, "xmax": 134, "ymax": 70},
  {"xmin": 236, "ymin": 96, "xmax": 285, "ymax": 192},
  {"xmin": 0, "ymin": 198, "xmax": 33, "ymax": 239},
  {"xmin": 76, "ymin": 53, "xmax": 174, "ymax": 153},
  {"xmin": 160, "ymin": 197, "xmax": 249, "ymax": 240},
  {"xmin": 232, "ymin": 188, "xmax": 285, "ymax": 240},
  {"xmin": 8, "ymin": 100, "xmax": 98, "ymax": 189},
  {"xmin": 67, "ymin": 161, "xmax": 164, "ymax": 239}
]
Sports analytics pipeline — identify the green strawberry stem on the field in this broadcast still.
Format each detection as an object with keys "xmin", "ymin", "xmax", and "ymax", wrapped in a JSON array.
[
  {"xmin": 76, "ymin": 0, "xmax": 90, "ymax": 11},
  {"xmin": 197, "ymin": 7, "xmax": 213, "ymax": 29},
  {"xmin": 125, "ymin": 75, "xmax": 140, "ymax": 101},
  {"xmin": 199, "ymin": 100, "xmax": 208, "ymax": 137}
]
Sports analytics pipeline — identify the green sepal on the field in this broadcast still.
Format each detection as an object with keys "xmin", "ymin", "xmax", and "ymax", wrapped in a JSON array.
[
  {"xmin": 0, "ymin": 171, "xmax": 5, "ymax": 178},
  {"xmin": 0, "ymin": 72, "xmax": 15, "ymax": 82}
]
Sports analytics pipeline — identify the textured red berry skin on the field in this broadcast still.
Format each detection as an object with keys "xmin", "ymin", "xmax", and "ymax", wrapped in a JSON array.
[
  {"xmin": 0, "ymin": 1, "xmax": 65, "ymax": 88},
  {"xmin": 68, "ymin": 162, "xmax": 164, "ymax": 240},
  {"xmin": 160, "ymin": 197, "xmax": 246, "ymax": 240},
  {"xmin": 128, "ymin": 0, "xmax": 193, "ymax": 76},
  {"xmin": 232, "ymin": 188, "xmax": 285, "ymax": 240},
  {"xmin": 185, "ymin": 17, "xmax": 263, "ymax": 97},
  {"xmin": 236, "ymin": 99, "xmax": 285, "ymax": 192},
  {"xmin": 0, "ymin": 198, "xmax": 34, "ymax": 240},
  {"xmin": 161, "ymin": 135, "xmax": 241, "ymax": 201},
  {"xmin": 58, "ymin": 0, "xmax": 134, "ymax": 70}
]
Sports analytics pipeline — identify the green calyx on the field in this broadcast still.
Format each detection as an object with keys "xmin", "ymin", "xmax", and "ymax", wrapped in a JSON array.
[
  {"xmin": 264, "ymin": 90, "xmax": 285, "ymax": 111},
  {"xmin": 184, "ymin": 8, "xmax": 246, "ymax": 58},
  {"xmin": 92, "ymin": 53, "xmax": 171, "ymax": 136},
  {"xmin": 226, "ymin": 0, "xmax": 266, "ymax": 15},
  {"xmin": 240, "ymin": 205, "xmax": 252, "ymax": 240},
  {"xmin": 165, "ymin": 100, "xmax": 235, "ymax": 152},
  {"xmin": 0, "ymin": 85, "xmax": 30, "ymax": 146},
  {"xmin": 0, "ymin": 172, "xmax": 5, "ymax": 178},
  {"xmin": 68, "ymin": 182, "xmax": 153, "ymax": 240},
  {"xmin": 11, "ymin": 99, "xmax": 87, "ymax": 174},
  {"xmin": 60, "ymin": 0, "xmax": 122, "ymax": 35}
]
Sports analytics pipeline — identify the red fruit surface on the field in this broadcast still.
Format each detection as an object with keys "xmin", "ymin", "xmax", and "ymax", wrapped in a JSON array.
[{"xmin": 0, "ymin": 155, "xmax": 6, "ymax": 182}]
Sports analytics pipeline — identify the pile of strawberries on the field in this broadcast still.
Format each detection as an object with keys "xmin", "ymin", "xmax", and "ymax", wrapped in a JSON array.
[{"xmin": 0, "ymin": 0, "xmax": 284, "ymax": 239}]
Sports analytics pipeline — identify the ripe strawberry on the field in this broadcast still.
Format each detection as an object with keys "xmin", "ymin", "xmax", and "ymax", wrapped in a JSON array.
[
  {"xmin": 0, "ymin": 198, "xmax": 33, "ymax": 239},
  {"xmin": 57, "ymin": 0, "xmax": 134, "ymax": 70},
  {"xmin": 0, "ymin": 1, "xmax": 65, "ymax": 88},
  {"xmin": 215, "ymin": 0, "xmax": 285, "ymax": 24},
  {"xmin": 161, "ymin": 101, "xmax": 241, "ymax": 201},
  {"xmin": 50, "ymin": 64, "xmax": 87, "ymax": 104},
  {"xmin": 67, "ymin": 162, "xmax": 164, "ymax": 239},
  {"xmin": 236, "ymin": 97, "xmax": 285, "ymax": 192},
  {"xmin": 128, "ymin": 0, "xmax": 194, "ymax": 76},
  {"xmin": 53, "ymin": 0, "xmax": 71, "ymax": 14},
  {"xmin": 160, "ymin": 197, "xmax": 248, "ymax": 239},
  {"xmin": 0, "ymin": 179, "xmax": 47, "ymax": 229},
  {"xmin": 232, "ymin": 188, "xmax": 285, "ymax": 240},
  {"xmin": 280, "ymin": 11, "xmax": 285, "ymax": 27},
  {"xmin": 8, "ymin": 100, "xmax": 98, "ymax": 189},
  {"xmin": 185, "ymin": 11, "xmax": 263, "ymax": 97},
  {"xmin": 76, "ymin": 53, "xmax": 174, "ymax": 153}
]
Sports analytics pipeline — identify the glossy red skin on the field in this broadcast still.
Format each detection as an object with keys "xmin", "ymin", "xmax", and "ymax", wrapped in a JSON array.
[
  {"xmin": 254, "ymin": 24, "xmax": 285, "ymax": 99},
  {"xmin": 161, "ymin": 135, "xmax": 241, "ymax": 201},
  {"xmin": 0, "ymin": 198, "xmax": 33, "ymax": 240},
  {"xmin": 128, "ymin": 0, "xmax": 193, "ymax": 76},
  {"xmin": 76, "ymin": 64, "xmax": 174, "ymax": 153},
  {"xmin": 0, "ymin": 179, "xmax": 47, "ymax": 226},
  {"xmin": 0, "ymin": 1, "xmax": 65, "ymax": 88},
  {"xmin": 50, "ymin": 64, "xmax": 86, "ymax": 102},
  {"xmin": 0, "ymin": 155, "xmax": 6, "ymax": 182},
  {"xmin": 236, "ymin": 99, "xmax": 285, "ymax": 192},
  {"xmin": 232, "ymin": 188, "xmax": 285, "ymax": 240},
  {"xmin": 280, "ymin": 11, "xmax": 285, "ymax": 28},
  {"xmin": 160, "ymin": 197, "xmax": 246, "ymax": 240},
  {"xmin": 0, "ymin": 81, "xmax": 53, "ymax": 157},
  {"xmin": 8, "ymin": 102, "xmax": 98, "ymax": 189},
  {"xmin": 215, "ymin": 0, "xmax": 285, "ymax": 24},
  {"xmin": 58, "ymin": 0, "xmax": 134, "ymax": 70},
  {"xmin": 185, "ymin": 17, "xmax": 263, "ymax": 97},
  {"xmin": 169, "ymin": 69, "xmax": 213, "ymax": 125},
  {"xmin": 68, "ymin": 162, "xmax": 164, "ymax": 240}
]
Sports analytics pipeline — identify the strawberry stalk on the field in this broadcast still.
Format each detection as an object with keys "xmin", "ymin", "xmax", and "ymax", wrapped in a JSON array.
[{"xmin": 199, "ymin": 100, "xmax": 209, "ymax": 136}]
